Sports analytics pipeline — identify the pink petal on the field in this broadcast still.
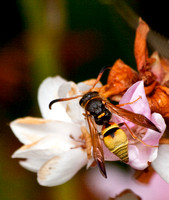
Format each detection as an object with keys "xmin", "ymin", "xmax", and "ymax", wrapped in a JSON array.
[
  {"xmin": 86, "ymin": 164, "xmax": 169, "ymax": 200},
  {"xmin": 128, "ymin": 144, "xmax": 158, "ymax": 170},
  {"xmin": 119, "ymin": 81, "xmax": 151, "ymax": 118},
  {"xmin": 143, "ymin": 113, "xmax": 166, "ymax": 145},
  {"xmin": 112, "ymin": 81, "xmax": 166, "ymax": 170},
  {"xmin": 128, "ymin": 112, "xmax": 165, "ymax": 170}
]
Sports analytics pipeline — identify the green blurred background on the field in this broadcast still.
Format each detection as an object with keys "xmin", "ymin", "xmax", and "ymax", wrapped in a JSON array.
[{"xmin": 0, "ymin": 0, "xmax": 169, "ymax": 199}]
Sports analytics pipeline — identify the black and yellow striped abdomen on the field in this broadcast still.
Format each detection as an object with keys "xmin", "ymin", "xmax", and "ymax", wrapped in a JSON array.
[{"xmin": 102, "ymin": 123, "xmax": 129, "ymax": 163}]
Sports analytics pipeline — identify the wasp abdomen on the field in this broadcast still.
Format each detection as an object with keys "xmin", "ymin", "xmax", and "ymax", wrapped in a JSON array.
[
  {"xmin": 111, "ymin": 143, "xmax": 128, "ymax": 163},
  {"xmin": 102, "ymin": 124, "xmax": 129, "ymax": 163}
]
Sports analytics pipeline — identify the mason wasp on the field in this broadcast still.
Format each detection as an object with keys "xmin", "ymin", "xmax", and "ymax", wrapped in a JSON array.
[{"xmin": 49, "ymin": 67, "xmax": 160, "ymax": 178}]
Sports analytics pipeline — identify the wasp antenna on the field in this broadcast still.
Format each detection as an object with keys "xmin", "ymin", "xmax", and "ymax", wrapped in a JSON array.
[
  {"xmin": 90, "ymin": 66, "xmax": 111, "ymax": 91},
  {"xmin": 96, "ymin": 159, "xmax": 107, "ymax": 178},
  {"xmin": 49, "ymin": 95, "xmax": 83, "ymax": 109},
  {"xmin": 49, "ymin": 99, "xmax": 60, "ymax": 109}
]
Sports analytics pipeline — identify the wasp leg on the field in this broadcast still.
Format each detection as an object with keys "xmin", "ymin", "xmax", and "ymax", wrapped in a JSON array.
[
  {"xmin": 118, "ymin": 122, "xmax": 158, "ymax": 148},
  {"xmin": 117, "ymin": 96, "xmax": 142, "ymax": 107},
  {"xmin": 89, "ymin": 66, "xmax": 111, "ymax": 91},
  {"xmin": 81, "ymin": 126, "xmax": 92, "ymax": 159}
]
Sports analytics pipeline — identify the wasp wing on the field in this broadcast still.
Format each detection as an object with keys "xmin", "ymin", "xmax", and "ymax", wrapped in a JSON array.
[
  {"xmin": 86, "ymin": 112, "xmax": 107, "ymax": 178},
  {"xmin": 105, "ymin": 102, "xmax": 160, "ymax": 133}
]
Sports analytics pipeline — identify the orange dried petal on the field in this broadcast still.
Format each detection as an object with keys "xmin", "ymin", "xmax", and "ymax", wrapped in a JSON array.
[
  {"xmin": 160, "ymin": 58, "xmax": 169, "ymax": 86},
  {"xmin": 144, "ymin": 81, "xmax": 157, "ymax": 95},
  {"xmin": 159, "ymin": 138, "xmax": 169, "ymax": 145},
  {"xmin": 134, "ymin": 165, "xmax": 155, "ymax": 184},
  {"xmin": 147, "ymin": 86, "xmax": 169, "ymax": 121},
  {"xmin": 100, "ymin": 59, "xmax": 138, "ymax": 98},
  {"xmin": 134, "ymin": 18, "xmax": 149, "ymax": 71}
]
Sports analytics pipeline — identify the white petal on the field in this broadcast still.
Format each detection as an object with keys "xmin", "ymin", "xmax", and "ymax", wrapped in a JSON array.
[
  {"xmin": 38, "ymin": 76, "xmax": 72, "ymax": 122},
  {"xmin": 12, "ymin": 134, "xmax": 77, "ymax": 159},
  {"xmin": 152, "ymin": 144, "xmax": 169, "ymax": 183},
  {"xmin": 37, "ymin": 148, "xmax": 87, "ymax": 186},
  {"xmin": 58, "ymin": 81, "xmax": 77, "ymax": 98},
  {"xmin": 66, "ymin": 100, "xmax": 85, "ymax": 125},
  {"xmin": 86, "ymin": 157, "xmax": 94, "ymax": 169},
  {"xmin": 58, "ymin": 81, "xmax": 85, "ymax": 124},
  {"xmin": 10, "ymin": 117, "xmax": 51, "ymax": 144},
  {"xmin": 10, "ymin": 117, "xmax": 82, "ymax": 144},
  {"xmin": 19, "ymin": 158, "xmax": 46, "ymax": 172}
]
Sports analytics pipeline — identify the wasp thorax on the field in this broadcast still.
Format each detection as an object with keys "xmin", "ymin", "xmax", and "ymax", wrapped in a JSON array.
[
  {"xmin": 80, "ymin": 91, "xmax": 112, "ymax": 125},
  {"xmin": 94, "ymin": 107, "xmax": 112, "ymax": 125}
]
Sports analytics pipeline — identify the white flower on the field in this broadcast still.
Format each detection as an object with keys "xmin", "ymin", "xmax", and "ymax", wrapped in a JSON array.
[
  {"xmin": 10, "ymin": 76, "xmax": 167, "ymax": 186},
  {"xmin": 10, "ymin": 76, "xmax": 99, "ymax": 186},
  {"xmin": 152, "ymin": 144, "xmax": 169, "ymax": 184}
]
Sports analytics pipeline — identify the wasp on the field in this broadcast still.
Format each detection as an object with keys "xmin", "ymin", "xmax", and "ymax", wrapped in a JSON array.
[{"xmin": 49, "ymin": 67, "xmax": 160, "ymax": 178}]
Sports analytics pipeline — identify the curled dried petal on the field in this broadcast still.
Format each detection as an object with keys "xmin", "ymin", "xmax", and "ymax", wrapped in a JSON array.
[
  {"xmin": 147, "ymin": 86, "xmax": 169, "ymax": 122},
  {"xmin": 160, "ymin": 58, "xmax": 169, "ymax": 86},
  {"xmin": 100, "ymin": 59, "xmax": 138, "ymax": 98},
  {"xmin": 134, "ymin": 18, "xmax": 149, "ymax": 71}
]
